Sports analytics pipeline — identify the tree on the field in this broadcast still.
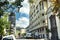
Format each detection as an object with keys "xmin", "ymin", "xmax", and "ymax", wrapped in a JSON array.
[
  {"xmin": 29, "ymin": 0, "xmax": 34, "ymax": 3},
  {"xmin": 0, "ymin": 13, "xmax": 11, "ymax": 40},
  {"xmin": 0, "ymin": 0, "xmax": 24, "ymax": 39},
  {"xmin": 51, "ymin": 0, "xmax": 60, "ymax": 17},
  {"xmin": 0, "ymin": 0, "xmax": 9, "ymax": 17},
  {"xmin": 0, "ymin": 18, "xmax": 4, "ymax": 35}
]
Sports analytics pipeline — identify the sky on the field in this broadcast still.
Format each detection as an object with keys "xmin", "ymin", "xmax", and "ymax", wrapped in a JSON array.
[
  {"xmin": 16, "ymin": 0, "xmax": 30, "ymax": 28},
  {"xmin": 5, "ymin": 0, "xmax": 29, "ymax": 28}
]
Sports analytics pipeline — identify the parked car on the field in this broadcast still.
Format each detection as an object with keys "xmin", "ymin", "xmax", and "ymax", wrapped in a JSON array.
[
  {"xmin": 2, "ymin": 35, "xmax": 16, "ymax": 40},
  {"xmin": 26, "ymin": 33, "xmax": 32, "ymax": 39}
]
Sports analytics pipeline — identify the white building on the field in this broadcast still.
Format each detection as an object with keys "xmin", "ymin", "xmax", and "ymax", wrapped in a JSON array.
[
  {"xmin": 27, "ymin": 0, "xmax": 60, "ymax": 40},
  {"xmin": 26, "ymin": 0, "xmax": 48, "ymax": 39}
]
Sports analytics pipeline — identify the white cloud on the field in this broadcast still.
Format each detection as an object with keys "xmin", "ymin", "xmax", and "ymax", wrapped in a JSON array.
[
  {"xmin": 20, "ymin": 7, "xmax": 29, "ymax": 14},
  {"xmin": 16, "ymin": 0, "xmax": 29, "ymax": 28},
  {"xmin": 16, "ymin": 17, "xmax": 29, "ymax": 28},
  {"xmin": 19, "ymin": 0, "xmax": 30, "ymax": 14},
  {"xmin": 7, "ymin": 0, "xmax": 15, "ymax": 3}
]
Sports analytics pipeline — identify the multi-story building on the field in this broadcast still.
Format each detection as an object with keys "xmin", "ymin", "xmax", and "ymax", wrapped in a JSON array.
[
  {"xmin": 9, "ymin": 12, "xmax": 16, "ymax": 35},
  {"xmin": 27, "ymin": 0, "xmax": 60, "ymax": 40},
  {"xmin": 26, "ymin": 0, "xmax": 48, "ymax": 39}
]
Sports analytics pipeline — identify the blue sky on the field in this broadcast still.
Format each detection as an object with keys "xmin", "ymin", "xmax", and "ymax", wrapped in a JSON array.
[
  {"xmin": 6, "ymin": 0, "xmax": 29, "ymax": 28},
  {"xmin": 16, "ymin": 12, "xmax": 29, "ymax": 20},
  {"xmin": 16, "ymin": 0, "xmax": 29, "ymax": 28}
]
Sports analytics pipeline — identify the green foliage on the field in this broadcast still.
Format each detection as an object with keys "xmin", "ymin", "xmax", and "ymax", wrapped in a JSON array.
[
  {"xmin": 12, "ymin": 0, "xmax": 24, "ymax": 6},
  {"xmin": 0, "ymin": 1, "xmax": 9, "ymax": 6},
  {"xmin": 52, "ymin": 1, "xmax": 60, "ymax": 13},
  {"xmin": 0, "ymin": 9, "xmax": 4, "ymax": 16},
  {"xmin": 0, "ymin": 13, "xmax": 10, "ymax": 35},
  {"xmin": 0, "ymin": 18, "xmax": 4, "ymax": 35},
  {"xmin": 29, "ymin": 0, "xmax": 34, "ymax": 3}
]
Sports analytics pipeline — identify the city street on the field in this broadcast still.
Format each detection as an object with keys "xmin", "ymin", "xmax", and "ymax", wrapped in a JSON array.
[
  {"xmin": 17, "ymin": 39, "xmax": 44, "ymax": 40},
  {"xmin": 0, "ymin": 0, "xmax": 60, "ymax": 40}
]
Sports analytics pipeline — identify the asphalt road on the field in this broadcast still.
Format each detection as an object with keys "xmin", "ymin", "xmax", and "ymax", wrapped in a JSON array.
[{"xmin": 16, "ymin": 39, "xmax": 44, "ymax": 40}]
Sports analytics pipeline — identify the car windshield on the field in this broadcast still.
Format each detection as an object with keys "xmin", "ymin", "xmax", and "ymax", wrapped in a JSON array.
[{"xmin": 3, "ymin": 37, "xmax": 13, "ymax": 40}]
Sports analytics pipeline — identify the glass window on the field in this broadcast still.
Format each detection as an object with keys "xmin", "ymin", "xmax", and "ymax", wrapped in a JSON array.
[
  {"xmin": 42, "ymin": 2, "xmax": 44, "ymax": 9},
  {"xmin": 37, "ymin": 10, "xmax": 39, "ymax": 13},
  {"xmin": 3, "ymin": 38, "xmax": 13, "ymax": 40},
  {"xmin": 34, "ymin": 10, "xmax": 35, "ymax": 12},
  {"xmin": 36, "ymin": 5, "xmax": 38, "ymax": 9},
  {"xmin": 41, "ymin": 27, "xmax": 44, "ymax": 31},
  {"xmin": 43, "ymin": 34, "xmax": 45, "ymax": 38},
  {"xmin": 43, "ymin": 20, "xmax": 45, "ymax": 23},
  {"xmin": 42, "ymin": 13, "xmax": 44, "ymax": 16},
  {"xmin": 39, "ymin": 2, "xmax": 41, "ymax": 10}
]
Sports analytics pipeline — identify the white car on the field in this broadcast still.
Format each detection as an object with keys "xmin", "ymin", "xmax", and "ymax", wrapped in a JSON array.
[
  {"xmin": 2, "ymin": 35, "xmax": 16, "ymax": 40},
  {"xmin": 26, "ymin": 33, "xmax": 32, "ymax": 39},
  {"xmin": 26, "ymin": 33, "xmax": 32, "ymax": 37}
]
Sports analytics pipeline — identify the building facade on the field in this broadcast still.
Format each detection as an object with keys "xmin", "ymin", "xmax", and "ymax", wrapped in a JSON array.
[
  {"xmin": 47, "ymin": 0, "xmax": 60, "ymax": 40},
  {"xmin": 9, "ymin": 12, "xmax": 16, "ymax": 35},
  {"xmin": 26, "ymin": 0, "xmax": 48, "ymax": 39},
  {"xmin": 27, "ymin": 0, "xmax": 60, "ymax": 40}
]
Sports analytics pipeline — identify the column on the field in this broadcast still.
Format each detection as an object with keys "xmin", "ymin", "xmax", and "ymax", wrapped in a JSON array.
[
  {"xmin": 56, "ymin": 16, "xmax": 60, "ymax": 39},
  {"xmin": 49, "ymin": 15, "xmax": 58, "ymax": 40}
]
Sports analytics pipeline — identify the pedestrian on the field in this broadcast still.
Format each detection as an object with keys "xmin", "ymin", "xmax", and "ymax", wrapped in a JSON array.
[{"xmin": 18, "ymin": 33, "xmax": 20, "ymax": 39}]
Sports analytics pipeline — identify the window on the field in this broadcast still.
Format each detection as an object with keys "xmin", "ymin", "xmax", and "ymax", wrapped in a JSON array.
[
  {"xmin": 38, "ymin": 29, "xmax": 39, "ymax": 32},
  {"xmin": 39, "ymin": 2, "xmax": 41, "ymax": 10},
  {"xmin": 37, "ymin": 10, "xmax": 39, "ymax": 13},
  {"xmin": 39, "ymin": 28, "xmax": 41, "ymax": 32},
  {"xmin": 42, "ymin": 13, "xmax": 44, "ymax": 16},
  {"xmin": 36, "ymin": 5, "xmax": 38, "ymax": 10},
  {"xmin": 34, "ymin": 10, "xmax": 35, "ymax": 12},
  {"xmin": 33, "ymin": 5, "xmax": 35, "ymax": 8},
  {"xmin": 43, "ymin": 20, "xmax": 45, "ymax": 23},
  {"xmin": 41, "ymin": 27, "xmax": 44, "ymax": 31},
  {"xmin": 38, "ymin": 15, "xmax": 40, "ymax": 18},
  {"xmin": 32, "ymin": 13, "xmax": 33, "ymax": 15},
  {"xmin": 42, "ymin": 2, "xmax": 44, "ymax": 9},
  {"xmin": 43, "ymin": 34, "xmax": 45, "ymax": 38}
]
